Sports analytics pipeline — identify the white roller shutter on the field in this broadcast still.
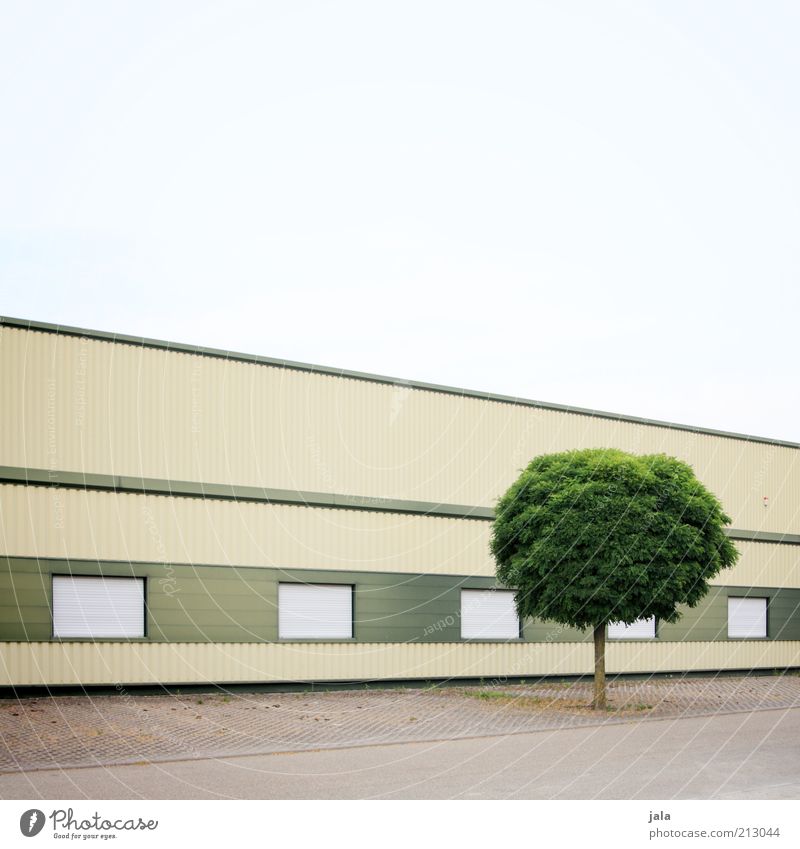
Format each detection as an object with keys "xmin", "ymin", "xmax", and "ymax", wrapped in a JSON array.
[
  {"xmin": 279, "ymin": 583, "xmax": 353, "ymax": 639},
  {"xmin": 461, "ymin": 589, "xmax": 520, "ymax": 640},
  {"xmin": 728, "ymin": 597, "xmax": 767, "ymax": 638},
  {"xmin": 52, "ymin": 576, "xmax": 145, "ymax": 638},
  {"xmin": 608, "ymin": 617, "xmax": 656, "ymax": 639}
]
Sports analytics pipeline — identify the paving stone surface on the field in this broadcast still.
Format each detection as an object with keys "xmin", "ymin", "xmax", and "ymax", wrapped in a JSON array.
[{"xmin": 2, "ymin": 674, "xmax": 799, "ymax": 773}]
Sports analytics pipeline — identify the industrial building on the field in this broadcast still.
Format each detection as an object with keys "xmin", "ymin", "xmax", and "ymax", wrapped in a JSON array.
[{"xmin": 1, "ymin": 315, "xmax": 798, "ymax": 690}]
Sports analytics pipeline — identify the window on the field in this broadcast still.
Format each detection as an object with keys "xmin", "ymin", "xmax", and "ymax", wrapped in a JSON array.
[
  {"xmin": 278, "ymin": 583, "xmax": 353, "ymax": 639},
  {"xmin": 461, "ymin": 589, "xmax": 520, "ymax": 639},
  {"xmin": 728, "ymin": 597, "xmax": 767, "ymax": 639},
  {"xmin": 52, "ymin": 576, "xmax": 145, "ymax": 638},
  {"xmin": 608, "ymin": 617, "xmax": 656, "ymax": 639}
]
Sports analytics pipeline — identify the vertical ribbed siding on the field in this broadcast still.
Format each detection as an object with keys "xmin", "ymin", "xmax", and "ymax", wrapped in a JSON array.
[
  {"xmin": 2, "ymin": 640, "xmax": 799, "ymax": 687},
  {"xmin": 1, "ymin": 486, "xmax": 797, "ymax": 584},
  {"xmin": 2, "ymin": 326, "xmax": 798, "ymax": 533},
  {"xmin": 0, "ymin": 485, "xmax": 494, "ymax": 575},
  {"xmin": 607, "ymin": 639, "xmax": 800, "ymax": 674},
  {"xmin": 713, "ymin": 541, "xmax": 800, "ymax": 588},
  {"xmin": 0, "ymin": 641, "xmax": 594, "ymax": 685}
]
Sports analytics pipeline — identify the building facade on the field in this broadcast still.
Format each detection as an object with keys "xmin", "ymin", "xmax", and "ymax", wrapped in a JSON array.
[{"xmin": 1, "ymin": 316, "xmax": 799, "ymax": 689}]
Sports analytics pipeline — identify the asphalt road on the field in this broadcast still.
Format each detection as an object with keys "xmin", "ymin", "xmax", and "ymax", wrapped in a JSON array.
[{"xmin": 3, "ymin": 708, "xmax": 799, "ymax": 800}]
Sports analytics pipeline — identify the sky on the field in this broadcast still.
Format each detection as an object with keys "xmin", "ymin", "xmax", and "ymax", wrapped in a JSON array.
[{"xmin": 1, "ymin": 1, "xmax": 798, "ymax": 442}]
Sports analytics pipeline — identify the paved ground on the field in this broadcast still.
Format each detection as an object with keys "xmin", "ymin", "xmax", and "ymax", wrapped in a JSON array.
[
  {"xmin": 2, "ymin": 675, "xmax": 800, "ymax": 775},
  {"xmin": 3, "ymin": 708, "xmax": 799, "ymax": 799}
]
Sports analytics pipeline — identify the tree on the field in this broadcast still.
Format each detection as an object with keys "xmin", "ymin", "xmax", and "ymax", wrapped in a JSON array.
[{"xmin": 491, "ymin": 448, "xmax": 739, "ymax": 709}]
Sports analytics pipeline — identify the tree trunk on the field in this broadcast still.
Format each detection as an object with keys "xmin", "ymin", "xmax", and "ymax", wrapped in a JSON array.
[{"xmin": 593, "ymin": 623, "xmax": 606, "ymax": 710}]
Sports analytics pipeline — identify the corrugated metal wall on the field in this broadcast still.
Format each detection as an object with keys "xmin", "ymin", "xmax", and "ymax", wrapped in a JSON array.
[
  {"xmin": 2, "ymin": 640, "xmax": 798, "ymax": 687},
  {"xmin": 0, "ymin": 484, "xmax": 492, "ymax": 575},
  {"xmin": 2, "ymin": 324, "xmax": 798, "ymax": 686},
  {"xmin": 0, "ymin": 484, "xmax": 796, "ymax": 586},
  {"xmin": 715, "ymin": 541, "xmax": 800, "ymax": 588},
  {"xmin": 2, "ymin": 326, "xmax": 798, "ymax": 532}
]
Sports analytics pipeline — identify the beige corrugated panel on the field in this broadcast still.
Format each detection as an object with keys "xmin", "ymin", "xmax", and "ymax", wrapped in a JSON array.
[
  {"xmin": 0, "ymin": 486, "xmax": 796, "ymax": 584},
  {"xmin": 607, "ymin": 640, "xmax": 800, "ymax": 674},
  {"xmin": 716, "ymin": 541, "xmax": 800, "ymax": 588},
  {"xmin": 0, "ymin": 485, "xmax": 494, "ymax": 575},
  {"xmin": 0, "ymin": 642, "xmax": 590, "ymax": 686},
  {"xmin": 1, "ymin": 640, "xmax": 798, "ymax": 686},
  {"xmin": 2, "ymin": 326, "xmax": 799, "ymax": 533}
]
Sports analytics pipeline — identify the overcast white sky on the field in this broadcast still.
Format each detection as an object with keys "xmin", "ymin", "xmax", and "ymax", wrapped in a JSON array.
[{"xmin": 1, "ymin": 1, "xmax": 798, "ymax": 441}]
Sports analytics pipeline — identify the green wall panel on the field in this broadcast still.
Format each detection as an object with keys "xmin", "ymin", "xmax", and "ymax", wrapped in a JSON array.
[{"xmin": 2, "ymin": 556, "xmax": 799, "ymax": 645}]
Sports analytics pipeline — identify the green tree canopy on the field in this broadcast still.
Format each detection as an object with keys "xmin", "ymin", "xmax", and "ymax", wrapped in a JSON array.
[{"xmin": 491, "ymin": 448, "xmax": 739, "ymax": 707}]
